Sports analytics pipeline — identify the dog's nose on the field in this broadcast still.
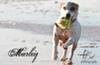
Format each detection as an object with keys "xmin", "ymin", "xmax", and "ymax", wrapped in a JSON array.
[{"xmin": 66, "ymin": 13, "xmax": 71, "ymax": 19}]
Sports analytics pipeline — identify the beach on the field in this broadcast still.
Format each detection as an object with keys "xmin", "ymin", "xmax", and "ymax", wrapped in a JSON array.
[{"xmin": 0, "ymin": 0, "xmax": 100, "ymax": 65}]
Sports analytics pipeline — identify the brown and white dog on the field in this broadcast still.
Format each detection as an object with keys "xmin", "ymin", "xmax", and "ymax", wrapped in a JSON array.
[{"xmin": 52, "ymin": 2, "xmax": 81, "ymax": 64}]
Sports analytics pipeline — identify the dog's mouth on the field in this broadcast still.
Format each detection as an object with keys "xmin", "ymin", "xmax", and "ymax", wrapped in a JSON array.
[{"xmin": 65, "ymin": 12, "xmax": 76, "ymax": 23}]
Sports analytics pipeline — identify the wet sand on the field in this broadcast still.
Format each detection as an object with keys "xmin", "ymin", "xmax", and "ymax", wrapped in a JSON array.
[{"xmin": 0, "ymin": 21, "xmax": 100, "ymax": 41}]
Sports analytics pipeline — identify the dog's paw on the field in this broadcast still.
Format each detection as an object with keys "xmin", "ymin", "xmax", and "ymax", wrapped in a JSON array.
[
  {"xmin": 67, "ymin": 59, "xmax": 73, "ymax": 65},
  {"xmin": 61, "ymin": 58, "xmax": 67, "ymax": 61}
]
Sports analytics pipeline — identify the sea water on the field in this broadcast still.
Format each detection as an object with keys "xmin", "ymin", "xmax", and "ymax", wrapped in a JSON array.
[{"xmin": 0, "ymin": 0, "xmax": 100, "ymax": 26}]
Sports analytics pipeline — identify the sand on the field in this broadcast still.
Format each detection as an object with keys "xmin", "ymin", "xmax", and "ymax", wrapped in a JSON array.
[{"xmin": 0, "ymin": 22, "xmax": 100, "ymax": 65}]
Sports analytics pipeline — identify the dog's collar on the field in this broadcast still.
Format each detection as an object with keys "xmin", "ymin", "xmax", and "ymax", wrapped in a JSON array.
[{"xmin": 71, "ymin": 18, "xmax": 76, "ymax": 23}]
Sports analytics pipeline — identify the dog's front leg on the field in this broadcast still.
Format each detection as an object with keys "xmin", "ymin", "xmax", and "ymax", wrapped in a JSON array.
[
  {"xmin": 67, "ymin": 43, "xmax": 77, "ymax": 64},
  {"xmin": 52, "ymin": 34, "xmax": 59, "ymax": 60},
  {"xmin": 61, "ymin": 49, "xmax": 67, "ymax": 61}
]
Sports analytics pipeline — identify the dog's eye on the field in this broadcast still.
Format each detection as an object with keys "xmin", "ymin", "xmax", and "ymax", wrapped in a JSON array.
[
  {"xmin": 61, "ymin": 17, "xmax": 65, "ymax": 19},
  {"xmin": 63, "ymin": 6, "xmax": 67, "ymax": 10},
  {"xmin": 70, "ymin": 7, "xmax": 75, "ymax": 11}
]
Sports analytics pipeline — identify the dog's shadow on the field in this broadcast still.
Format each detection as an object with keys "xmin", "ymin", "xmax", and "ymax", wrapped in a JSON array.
[{"xmin": 61, "ymin": 61, "xmax": 72, "ymax": 65}]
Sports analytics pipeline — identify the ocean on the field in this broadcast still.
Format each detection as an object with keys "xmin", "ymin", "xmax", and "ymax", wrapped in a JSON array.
[{"xmin": 0, "ymin": 0, "xmax": 100, "ymax": 26}]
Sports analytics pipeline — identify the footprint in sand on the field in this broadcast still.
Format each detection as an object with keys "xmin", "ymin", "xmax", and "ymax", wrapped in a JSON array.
[
  {"xmin": 43, "ymin": 41, "xmax": 51, "ymax": 46},
  {"xmin": 21, "ymin": 40, "xmax": 26, "ymax": 43},
  {"xmin": 35, "ymin": 40, "xmax": 40, "ymax": 43}
]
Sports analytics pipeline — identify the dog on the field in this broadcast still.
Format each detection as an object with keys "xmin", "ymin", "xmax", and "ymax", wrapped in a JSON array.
[{"xmin": 52, "ymin": 2, "xmax": 81, "ymax": 64}]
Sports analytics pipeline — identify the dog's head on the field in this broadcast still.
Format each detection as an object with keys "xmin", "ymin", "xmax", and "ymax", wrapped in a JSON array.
[{"xmin": 60, "ymin": 2, "xmax": 79, "ymax": 22}]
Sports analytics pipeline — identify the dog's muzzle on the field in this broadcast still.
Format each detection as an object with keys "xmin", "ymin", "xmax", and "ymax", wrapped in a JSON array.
[{"xmin": 66, "ymin": 13, "xmax": 76, "ymax": 23}]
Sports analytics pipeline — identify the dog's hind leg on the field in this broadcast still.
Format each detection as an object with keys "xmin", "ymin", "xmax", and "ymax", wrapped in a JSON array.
[{"xmin": 52, "ymin": 34, "xmax": 59, "ymax": 60}]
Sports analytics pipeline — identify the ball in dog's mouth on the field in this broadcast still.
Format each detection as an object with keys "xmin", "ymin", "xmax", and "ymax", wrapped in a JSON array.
[{"xmin": 58, "ymin": 17, "xmax": 72, "ymax": 29}]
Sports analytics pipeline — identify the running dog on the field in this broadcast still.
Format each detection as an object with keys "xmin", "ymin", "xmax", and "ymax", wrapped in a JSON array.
[{"xmin": 52, "ymin": 2, "xmax": 81, "ymax": 64}]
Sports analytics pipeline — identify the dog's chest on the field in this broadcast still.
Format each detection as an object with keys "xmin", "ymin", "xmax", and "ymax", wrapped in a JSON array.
[
  {"xmin": 56, "ymin": 28, "xmax": 71, "ymax": 43},
  {"xmin": 56, "ymin": 27, "xmax": 70, "ymax": 35}
]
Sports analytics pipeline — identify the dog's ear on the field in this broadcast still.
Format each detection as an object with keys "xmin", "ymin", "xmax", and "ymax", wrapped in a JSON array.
[
  {"xmin": 71, "ymin": 2, "xmax": 79, "ymax": 10},
  {"xmin": 59, "ymin": 2, "xmax": 66, "ymax": 10},
  {"xmin": 67, "ymin": 2, "xmax": 79, "ymax": 10}
]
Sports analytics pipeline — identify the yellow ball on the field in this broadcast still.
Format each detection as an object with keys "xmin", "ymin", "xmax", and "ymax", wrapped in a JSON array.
[{"xmin": 60, "ymin": 18, "xmax": 71, "ymax": 29}]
